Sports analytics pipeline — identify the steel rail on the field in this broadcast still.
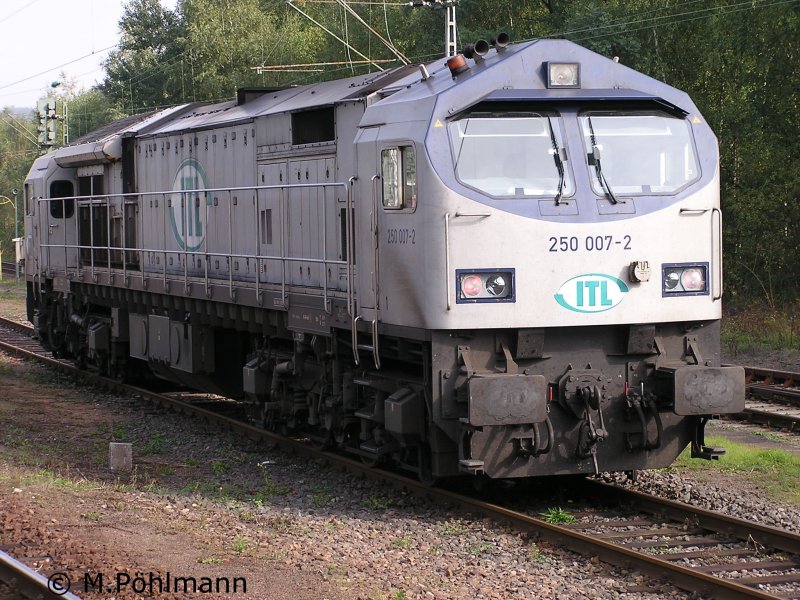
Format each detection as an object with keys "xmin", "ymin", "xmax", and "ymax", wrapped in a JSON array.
[
  {"xmin": 0, "ymin": 549, "xmax": 81, "ymax": 600},
  {"xmin": 0, "ymin": 324, "xmax": 798, "ymax": 599}
]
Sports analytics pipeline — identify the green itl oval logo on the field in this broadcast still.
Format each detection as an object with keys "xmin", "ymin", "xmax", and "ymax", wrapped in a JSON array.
[
  {"xmin": 554, "ymin": 273, "xmax": 629, "ymax": 313},
  {"xmin": 169, "ymin": 158, "xmax": 211, "ymax": 251}
]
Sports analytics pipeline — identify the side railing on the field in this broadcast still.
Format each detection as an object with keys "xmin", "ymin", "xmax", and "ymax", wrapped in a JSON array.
[{"xmin": 35, "ymin": 181, "xmax": 355, "ymax": 315}]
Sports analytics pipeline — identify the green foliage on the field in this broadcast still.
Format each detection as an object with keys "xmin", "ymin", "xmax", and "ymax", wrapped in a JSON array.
[
  {"xmin": 65, "ymin": 89, "xmax": 125, "ymax": 142},
  {"xmin": 102, "ymin": 0, "xmax": 187, "ymax": 111},
  {"xmin": 0, "ymin": 109, "xmax": 35, "ymax": 257},
  {"xmin": 722, "ymin": 302, "xmax": 800, "ymax": 354}
]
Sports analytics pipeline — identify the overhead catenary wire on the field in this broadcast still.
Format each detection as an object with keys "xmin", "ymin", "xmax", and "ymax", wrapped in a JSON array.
[
  {"xmin": 0, "ymin": 0, "xmax": 42, "ymax": 25},
  {"xmin": 0, "ymin": 45, "xmax": 117, "ymax": 94},
  {"xmin": 335, "ymin": 0, "xmax": 410, "ymax": 64},
  {"xmin": 286, "ymin": 0, "xmax": 387, "ymax": 71},
  {"xmin": 546, "ymin": 0, "xmax": 798, "ymax": 42},
  {"xmin": 0, "ymin": 113, "xmax": 38, "ymax": 147}
]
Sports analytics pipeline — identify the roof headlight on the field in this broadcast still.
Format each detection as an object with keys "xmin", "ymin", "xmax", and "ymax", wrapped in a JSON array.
[{"xmin": 546, "ymin": 62, "xmax": 580, "ymax": 88}]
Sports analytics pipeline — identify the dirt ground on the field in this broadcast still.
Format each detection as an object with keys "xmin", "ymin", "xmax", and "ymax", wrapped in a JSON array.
[{"xmin": 0, "ymin": 355, "xmax": 348, "ymax": 600}]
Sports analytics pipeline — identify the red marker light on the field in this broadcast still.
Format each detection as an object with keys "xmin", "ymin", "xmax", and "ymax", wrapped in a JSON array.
[{"xmin": 462, "ymin": 275, "xmax": 483, "ymax": 297}]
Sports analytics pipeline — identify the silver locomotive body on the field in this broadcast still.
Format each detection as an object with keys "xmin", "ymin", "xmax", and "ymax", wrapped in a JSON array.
[{"xmin": 22, "ymin": 38, "xmax": 744, "ymax": 480}]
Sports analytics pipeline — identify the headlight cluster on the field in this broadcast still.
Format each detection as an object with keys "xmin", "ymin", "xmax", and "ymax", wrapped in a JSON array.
[
  {"xmin": 662, "ymin": 263, "xmax": 708, "ymax": 296},
  {"xmin": 456, "ymin": 269, "xmax": 515, "ymax": 303}
]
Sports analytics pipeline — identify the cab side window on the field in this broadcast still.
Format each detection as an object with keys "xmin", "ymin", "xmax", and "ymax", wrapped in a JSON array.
[
  {"xmin": 49, "ymin": 180, "xmax": 75, "ymax": 218},
  {"xmin": 24, "ymin": 183, "xmax": 33, "ymax": 215},
  {"xmin": 381, "ymin": 146, "xmax": 416, "ymax": 210}
]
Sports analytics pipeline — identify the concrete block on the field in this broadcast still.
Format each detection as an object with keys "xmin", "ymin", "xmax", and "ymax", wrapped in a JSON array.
[{"xmin": 109, "ymin": 442, "xmax": 133, "ymax": 472}]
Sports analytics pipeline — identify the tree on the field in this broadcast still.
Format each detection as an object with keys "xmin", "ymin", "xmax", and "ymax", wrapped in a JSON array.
[
  {"xmin": 0, "ymin": 109, "xmax": 37, "ymax": 260},
  {"xmin": 102, "ymin": 0, "xmax": 186, "ymax": 111}
]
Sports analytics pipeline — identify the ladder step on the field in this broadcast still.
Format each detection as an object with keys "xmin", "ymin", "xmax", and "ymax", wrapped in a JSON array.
[
  {"xmin": 354, "ymin": 410, "xmax": 374, "ymax": 420},
  {"xmin": 353, "ymin": 378, "xmax": 374, "ymax": 386},
  {"xmin": 357, "ymin": 343, "xmax": 375, "ymax": 352}
]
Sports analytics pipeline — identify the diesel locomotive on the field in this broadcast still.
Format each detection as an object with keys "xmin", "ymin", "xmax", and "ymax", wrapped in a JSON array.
[{"xmin": 21, "ymin": 35, "xmax": 745, "ymax": 481}]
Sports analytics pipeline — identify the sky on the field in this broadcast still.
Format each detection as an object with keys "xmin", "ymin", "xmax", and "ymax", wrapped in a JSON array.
[{"xmin": 0, "ymin": 0, "xmax": 176, "ymax": 111}]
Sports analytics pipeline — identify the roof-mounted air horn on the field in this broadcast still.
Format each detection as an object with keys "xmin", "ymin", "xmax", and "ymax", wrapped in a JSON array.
[
  {"xmin": 462, "ymin": 39, "xmax": 490, "ymax": 61},
  {"xmin": 491, "ymin": 32, "xmax": 510, "ymax": 52}
]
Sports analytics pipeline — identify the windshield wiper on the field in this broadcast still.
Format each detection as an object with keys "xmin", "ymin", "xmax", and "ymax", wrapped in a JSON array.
[
  {"xmin": 546, "ymin": 117, "xmax": 566, "ymax": 206},
  {"xmin": 587, "ymin": 117, "xmax": 618, "ymax": 205}
]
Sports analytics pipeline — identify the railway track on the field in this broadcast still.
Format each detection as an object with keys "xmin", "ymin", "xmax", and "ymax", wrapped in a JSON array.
[
  {"xmin": 1, "ymin": 316, "xmax": 799, "ymax": 598},
  {"xmin": 0, "ymin": 548, "xmax": 80, "ymax": 599},
  {"xmin": 741, "ymin": 367, "xmax": 800, "ymax": 431},
  {"xmin": 0, "ymin": 261, "xmax": 18, "ymax": 278}
]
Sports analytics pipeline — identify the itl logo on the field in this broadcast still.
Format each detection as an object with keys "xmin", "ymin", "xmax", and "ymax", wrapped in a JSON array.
[
  {"xmin": 169, "ymin": 158, "xmax": 211, "ymax": 251},
  {"xmin": 555, "ymin": 273, "xmax": 629, "ymax": 313}
]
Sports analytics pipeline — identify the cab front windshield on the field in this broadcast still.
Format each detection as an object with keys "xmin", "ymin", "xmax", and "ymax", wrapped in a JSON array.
[
  {"xmin": 448, "ymin": 113, "xmax": 572, "ymax": 198},
  {"xmin": 580, "ymin": 111, "xmax": 699, "ymax": 195}
]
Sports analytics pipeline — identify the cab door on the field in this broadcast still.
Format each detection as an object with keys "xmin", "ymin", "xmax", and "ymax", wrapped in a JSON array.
[{"xmin": 41, "ymin": 177, "xmax": 78, "ymax": 272}]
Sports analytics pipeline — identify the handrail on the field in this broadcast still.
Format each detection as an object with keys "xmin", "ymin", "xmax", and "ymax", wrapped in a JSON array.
[
  {"xmin": 370, "ymin": 175, "xmax": 381, "ymax": 311},
  {"xmin": 35, "ymin": 181, "xmax": 351, "ymax": 312},
  {"xmin": 369, "ymin": 175, "xmax": 382, "ymax": 370},
  {"xmin": 711, "ymin": 207, "xmax": 722, "ymax": 301},
  {"xmin": 346, "ymin": 177, "xmax": 357, "ymax": 318},
  {"xmin": 445, "ymin": 212, "xmax": 451, "ymax": 310}
]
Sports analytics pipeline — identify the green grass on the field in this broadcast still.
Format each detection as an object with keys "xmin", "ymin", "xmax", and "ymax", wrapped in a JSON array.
[
  {"xmin": 437, "ymin": 521, "xmax": 468, "ymax": 536},
  {"xmin": 20, "ymin": 468, "xmax": 96, "ymax": 491},
  {"xmin": 0, "ymin": 279, "xmax": 27, "ymax": 321},
  {"xmin": 310, "ymin": 484, "xmax": 334, "ymax": 508},
  {"xmin": 363, "ymin": 496, "xmax": 394, "ymax": 510},
  {"xmin": 391, "ymin": 535, "xmax": 413, "ymax": 549},
  {"xmin": 675, "ymin": 434, "xmax": 800, "ymax": 504},
  {"xmin": 231, "ymin": 534, "xmax": 249, "ymax": 554},
  {"xmin": 467, "ymin": 542, "xmax": 493, "ymax": 555},
  {"xmin": 141, "ymin": 431, "xmax": 167, "ymax": 455},
  {"xmin": 539, "ymin": 507, "xmax": 577, "ymax": 524},
  {"xmin": 211, "ymin": 460, "xmax": 228, "ymax": 476},
  {"xmin": 528, "ymin": 542, "xmax": 549, "ymax": 563}
]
